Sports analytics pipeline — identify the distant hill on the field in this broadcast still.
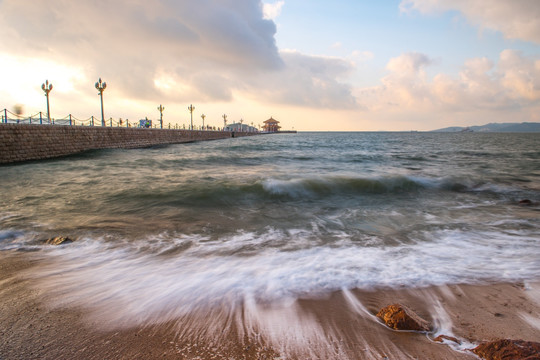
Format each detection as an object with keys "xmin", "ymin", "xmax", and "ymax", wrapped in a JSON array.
[{"xmin": 432, "ymin": 122, "xmax": 540, "ymax": 132}]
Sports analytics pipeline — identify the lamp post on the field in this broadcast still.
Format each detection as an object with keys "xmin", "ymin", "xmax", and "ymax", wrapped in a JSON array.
[
  {"xmin": 240, "ymin": 118, "xmax": 243, "ymax": 132},
  {"xmin": 201, "ymin": 114, "xmax": 206, "ymax": 130},
  {"xmin": 157, "ymin": 104, "xmax": 165, "ymax": 129},
  {"xmin": 188, "ymin": 104, "xmax": 195, "ymax": 130},
  {"xmin": 41, "ymin": 80, "xmax": 53, "ymax": 123},
  {"xmin": 222, "ymin": 114, "xmax": 227, "ymax": 130},
  {"xmin": 95, "ymin": 78, "xmax": 107, "ymax": 126}
]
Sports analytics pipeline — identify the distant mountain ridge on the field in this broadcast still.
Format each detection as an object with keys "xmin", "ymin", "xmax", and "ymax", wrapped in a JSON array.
[{"xmin": 432, "ymin": 122, "xmax": 540, "ymax": 132}]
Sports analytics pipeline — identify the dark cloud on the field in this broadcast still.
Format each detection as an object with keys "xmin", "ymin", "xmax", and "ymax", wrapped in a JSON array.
[
  {"xmin": 0, "ymin": 0, "xmax": 358, "ymax": 109},
  {"xmin": 0, "ymin": 0, "xmax": 282, "ymax": 99}
]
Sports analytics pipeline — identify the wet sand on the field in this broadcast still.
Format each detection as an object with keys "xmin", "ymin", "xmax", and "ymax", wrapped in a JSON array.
[{"xmin": 1, "ymin": 250, "xmax": 539, "ymax": 360}]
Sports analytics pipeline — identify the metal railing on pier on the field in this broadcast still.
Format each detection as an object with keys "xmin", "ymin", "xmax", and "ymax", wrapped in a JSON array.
[{"xmin": 0, "ymin": 108, "xmax": 256, "ymax": 132}]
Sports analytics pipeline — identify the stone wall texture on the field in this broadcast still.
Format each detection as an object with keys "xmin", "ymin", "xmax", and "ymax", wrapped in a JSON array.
[{"xmin": 0, "ymin": 124, "xmax": 258, "ymax": 164}]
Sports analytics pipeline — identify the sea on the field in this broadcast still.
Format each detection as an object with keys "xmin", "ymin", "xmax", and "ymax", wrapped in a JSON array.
[{"xmin": 1, "ymin": 131, "xmax": 540, "ymax": 353}]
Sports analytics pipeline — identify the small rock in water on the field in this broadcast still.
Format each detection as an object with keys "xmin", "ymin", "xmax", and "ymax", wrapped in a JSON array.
[
  {"xmin": 376, "ymin": 304, "xmax": 430, "ymax": 332},
  {"xmin": 44, "ymin": 236, "xmax": 73, "ymax": 245},
  {"xmin": 472, "ymin": 339, "xmax": 540, "ymax": 360},
  {"xmin": 519, "ymin": 199, "xmax": 533, "ymax": 206}
]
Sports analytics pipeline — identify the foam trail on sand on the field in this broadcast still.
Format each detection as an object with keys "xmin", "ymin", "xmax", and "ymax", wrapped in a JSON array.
[
  {"xmin": 241, "ymin": 298, "xmax": 343, "ymax": 359},
  {"xmin": 342, "ymin": 288, "xmax": 373, "ymax": 318},
  {"xmin": 520, "ymin": 283, "xmax": 540, "ymax": 331},
  {"xmin": 428, "ymin": 298, "xmax": 474, "ymax": 351}
]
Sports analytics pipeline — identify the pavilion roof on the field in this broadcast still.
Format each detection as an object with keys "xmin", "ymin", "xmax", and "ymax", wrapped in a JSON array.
[{"xmin": 263, "ymin": 117, "xmax": 279, "ymax": 124}]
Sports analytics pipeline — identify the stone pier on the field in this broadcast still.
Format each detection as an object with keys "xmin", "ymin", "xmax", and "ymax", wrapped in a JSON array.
[{"xmin": 0, "ymin": 124, "xmax": 258, "ymax": 164}]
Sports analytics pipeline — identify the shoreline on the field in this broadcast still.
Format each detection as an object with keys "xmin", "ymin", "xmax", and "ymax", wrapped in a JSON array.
[{"xmin": 1, "ymin": 250, "xmax": 539, "ymax": 359}]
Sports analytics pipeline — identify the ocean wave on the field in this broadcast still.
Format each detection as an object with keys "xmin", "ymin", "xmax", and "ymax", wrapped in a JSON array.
[
  {"xmin": 105, "ymin": 176, "xmax": 425, "ymax": 210},
  {"xmin": 261, "ymin": 176, "xmax": 424, "ymax": 198},
  {"xmin": 258, "ymin": 175, "xmax": 530, "ymax": 200},
  {"xmin": 103, "ymin": 174, "xmax": 535, "ymax": 214}
]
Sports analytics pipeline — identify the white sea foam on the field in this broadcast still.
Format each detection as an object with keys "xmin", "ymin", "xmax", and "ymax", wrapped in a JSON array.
[
  {"xmin": 262, "ymin": 178, "xmax": 321, "ymax": 197},
  {"xmin": 25, "ymin": 227, "xmax": 540, "ymax": 330},
  {"xmin": 0, "ymin": 229, "xmax": 31, "ymax": 250}
]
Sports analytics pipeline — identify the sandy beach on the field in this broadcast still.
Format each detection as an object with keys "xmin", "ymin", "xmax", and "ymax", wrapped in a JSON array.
[{"xmin": 1, "ymin": 250, "xmax": 539, "ymax": 360}]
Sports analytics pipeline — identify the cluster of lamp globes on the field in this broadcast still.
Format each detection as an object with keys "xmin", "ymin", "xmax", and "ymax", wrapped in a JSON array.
[{"xmin": 40, "ymin": 78, "xmax": 107, "ymax": 124}]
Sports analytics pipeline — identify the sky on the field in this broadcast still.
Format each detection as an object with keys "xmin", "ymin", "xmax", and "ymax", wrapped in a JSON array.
[{"xmin": 1, "ymin": 0, "xmax": 540, "ymax": 131}]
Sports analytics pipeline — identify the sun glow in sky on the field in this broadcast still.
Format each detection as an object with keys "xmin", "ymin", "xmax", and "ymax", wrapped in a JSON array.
[{"xmin": 1, "ymin": 0, "xmax": 540, "ymax": 131}]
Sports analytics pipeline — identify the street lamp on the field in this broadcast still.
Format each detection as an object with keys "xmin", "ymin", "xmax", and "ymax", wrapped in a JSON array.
[
  {"xmin": 188, "ymin": 104, "xmax": 195, "ymax": 130},
  {"xmin": 41, "ymin": 80, "xmax": 53, "ymax": 122},
  {"xmin": 201, "ymin": 114, "xmax": 206, "ymax": 130},
  {"xmin": 157, "ymin": 104, "xmax": 165, "ymax": 129},
  {"xmin": 222, "ymin": 114, "xmax": 227, "ymax": 130},
  {"xmin": 95, "ymin": 78, "xmax": 107, "ymax": 126}
]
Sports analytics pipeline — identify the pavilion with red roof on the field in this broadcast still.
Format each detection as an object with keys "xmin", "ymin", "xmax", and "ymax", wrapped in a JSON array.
[{"xmin": 262, "ymin": 117, "xmax": 281, "ymax": 132}]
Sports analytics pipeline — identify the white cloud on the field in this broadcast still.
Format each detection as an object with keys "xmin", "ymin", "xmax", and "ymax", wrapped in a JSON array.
[
  {"xmin": 357, "ymin": 50, "xmax": 540, "ymax": 114},
  {"xmin": 499, "ymin": 49, "xmax": 540, "ymax": 101},
  {"xmin": 400, "ymin": 0, "xmax": 540, "ymax": 44},
  {"xmin": 386, "ymin": 52, "xmax": 432, "ymax": 75},
  {"xmin": 246, "ymin": 50, "xmax": 357, "ymax": 108},
  {"xmin": 354, "ymin": 53, "xmax": 435, "ymax": 111},
  {"xmin": 263, "ymin": 1, "xmax": 285, "ymax": 20}
]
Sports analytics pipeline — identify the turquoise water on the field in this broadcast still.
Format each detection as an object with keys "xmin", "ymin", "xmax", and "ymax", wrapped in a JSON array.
[{"xmin": 1, "ymin": 132, "xmax": 539, "ymax": 317}]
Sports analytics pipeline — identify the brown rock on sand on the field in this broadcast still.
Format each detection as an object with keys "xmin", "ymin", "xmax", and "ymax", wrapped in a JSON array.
[
  {"xmin": 434, "ymin": 335, "xmax": 461, "ymax": 344},
  {"xmin": 472, "ymin": 339, "xmax": 540, "ymax": 360},
  {"xmin": 376, "ymin": 304, "xmax": 431, "ymax": 332}
]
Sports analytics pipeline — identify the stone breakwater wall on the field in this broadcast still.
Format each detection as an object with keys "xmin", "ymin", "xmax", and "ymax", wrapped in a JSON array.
[{"xmin": 0, "ymin": 124, "xmax": 258, "ymax": 164}]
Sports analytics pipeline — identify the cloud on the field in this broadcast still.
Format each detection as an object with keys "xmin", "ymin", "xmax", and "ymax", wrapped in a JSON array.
[
  {"xmin": 499, "ymin": 49, "xmax": 540, "ymax": 101},
  {"xmin": 0, "ymin": 0, "xmax": 282, "ymax": 103},
  {"xmin": 386, "ymin": 52, "xmax": 432, "ymax": 75},
  {"xmin": 400, "ymin": 0, "xmax": 540, "ymax": 44},
  {"xmin": 0, "ymin": 0, "xmax": 359, "ymax": 112},
  {"xmin": 356, "ymin": 52, "xmax": 434, "ymax": 110},
  {"xmin": 246, "ymin": 50, "xmax": 357, "ymax": 108},
  {"xmin": 357, "ymin": 50, "xmax": 540, "ymax": 114},
  {"xmin": 263, "ymin": 1, "xmax": 285, "ymax": 20}
]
